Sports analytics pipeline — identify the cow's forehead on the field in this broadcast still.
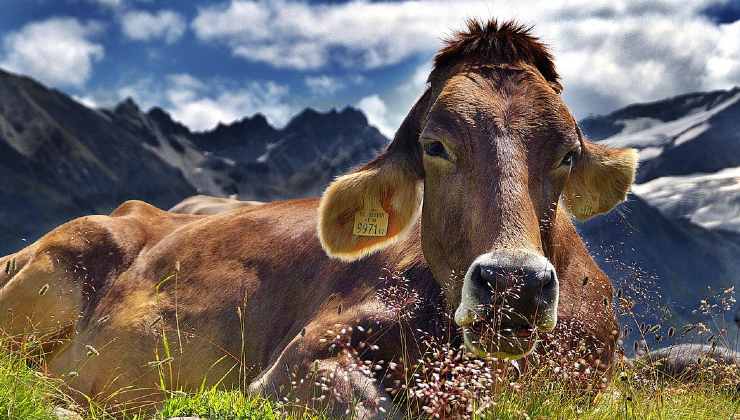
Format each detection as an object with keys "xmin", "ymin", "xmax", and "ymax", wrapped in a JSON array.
[{"xmin": 427, "ymin": 70, "xmax": 577, "ymax": 148}]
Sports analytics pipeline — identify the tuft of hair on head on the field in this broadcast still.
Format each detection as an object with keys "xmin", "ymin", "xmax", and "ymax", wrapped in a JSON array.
[{"xmin": 434, "ymin": 18, "xmax": 562, "ymax": 92}]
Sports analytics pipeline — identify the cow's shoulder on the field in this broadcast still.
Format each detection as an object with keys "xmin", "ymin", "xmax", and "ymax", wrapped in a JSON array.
[{"xmin": 23, "ymin": 200, "xmax": 197, "ymax": 280}]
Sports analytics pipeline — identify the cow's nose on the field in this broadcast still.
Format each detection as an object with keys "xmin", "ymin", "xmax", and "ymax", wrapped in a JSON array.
[
  {"xmin": 455, "ymin": 250, "xmax": 559, "ymax": 331},
  {"xmin": 476, "ymin": 254, "xmax": 557, "ymax": 302}
]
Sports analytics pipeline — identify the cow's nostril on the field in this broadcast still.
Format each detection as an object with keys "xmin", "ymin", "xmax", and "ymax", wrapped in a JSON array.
[
  {"xmin": 478, "ymin": 266, "xmax": 497, "ymax": 287},
  {"xmin": 540, "ymin": 268, "xmax": 556, "ymax": 289}
]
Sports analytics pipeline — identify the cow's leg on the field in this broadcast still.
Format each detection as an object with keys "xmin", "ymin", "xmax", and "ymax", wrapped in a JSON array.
[
  {"xmin": 44, "ymin": 327, "xmax": 166, "ymax": 412},
  {"xmin": 248, "ymin": 329, "xmax": 396, "ymax": 419}
]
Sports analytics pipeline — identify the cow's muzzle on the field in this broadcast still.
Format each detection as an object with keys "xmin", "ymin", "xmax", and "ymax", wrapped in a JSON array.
[{"xmin": 454, "ymin": 250, "xmax": 559, "ymax": 358}]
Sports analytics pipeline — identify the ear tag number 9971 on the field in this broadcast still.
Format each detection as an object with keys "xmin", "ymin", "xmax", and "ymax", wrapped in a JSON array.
[{"xmin": 353, "ymin": 197, "xmax": 389, "ymax": 237}]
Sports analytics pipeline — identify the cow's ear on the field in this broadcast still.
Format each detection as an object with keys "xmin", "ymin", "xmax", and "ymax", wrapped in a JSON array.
[
  {"xmin": 318, "ymin": 157, "xmax": 422, "ymax": 261},
  {"xmin": 318, "ymin": 90, "xmax": 430, "ymax": 262},
  {"xmin": 563, "ymin": 141, "xmax": 638, "ymax": 220}
]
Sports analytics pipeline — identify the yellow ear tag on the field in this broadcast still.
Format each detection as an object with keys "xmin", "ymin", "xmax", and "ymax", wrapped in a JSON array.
[{"xmin": 352, "ymin": 197, "xmax": 389, "ymax": 237}]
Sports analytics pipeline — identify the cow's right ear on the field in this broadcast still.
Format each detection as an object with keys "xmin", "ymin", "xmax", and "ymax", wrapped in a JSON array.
[
  {"xmin": 564, "ymin": 141, "xmax": 638, "ymax": 220},
  {"xmin": 318, "ymin": 157, "xmax": 422, "ymax": 262},
  {"xmin": 318, "ymin": 90, "xmax": 431, "ymax": 262}
]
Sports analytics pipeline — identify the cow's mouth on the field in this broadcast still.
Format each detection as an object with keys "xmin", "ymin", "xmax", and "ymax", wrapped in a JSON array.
[{"xmin": 463, "ymin": 320, "xmax": 538, "ymax": 359}]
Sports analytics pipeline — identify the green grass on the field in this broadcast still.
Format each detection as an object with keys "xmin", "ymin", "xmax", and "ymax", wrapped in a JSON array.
[
  {"xmin": 0, "ymin": 347, "xmax": 59, "ymax": 420},
  {"xmin": 0, "ymin": 345, "xmax": 737, "ymax": 419},
  {"xmin": 480, "ymin": 378, "xmax": 738, "ymax": 419},
  {"xmin": 158, "ymin": 389, "xmax": 321, "ymax": 419}
]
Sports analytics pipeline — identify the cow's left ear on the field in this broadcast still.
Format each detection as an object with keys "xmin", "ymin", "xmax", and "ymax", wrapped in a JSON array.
[{"xmin": 563, "ymin": 141, "xmax": 638, "ymax": 220}]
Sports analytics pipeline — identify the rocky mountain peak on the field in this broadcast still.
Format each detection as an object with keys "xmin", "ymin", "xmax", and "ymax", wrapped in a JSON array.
[
  {"xmin": 581, "ymin": 86, "xmax": 740, "ymax": 140},
  {"xmin": 285, "ymin": 106, "xmax": 368, "ymax": 133},
  {"xmin": 209, "ymin": 113, "xmax": 275, "ymax": 137},
  {"xmin": 147, "ymin": 106, "xmax": 190, "ymax": 137},
  {"xmin": 113, "ymin": 97, "xmax": 141, "ymax": 116}
]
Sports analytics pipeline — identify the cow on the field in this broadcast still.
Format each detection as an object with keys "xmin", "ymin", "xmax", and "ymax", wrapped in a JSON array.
[{"xmin": 0, "ymin": 19, "xmax": 637, "ymax": 417}]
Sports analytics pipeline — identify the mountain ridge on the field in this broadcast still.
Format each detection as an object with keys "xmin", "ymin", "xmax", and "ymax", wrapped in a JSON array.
[{"xmin": 0, "ymin": 67, "xmax": 386, "ymax": 253}]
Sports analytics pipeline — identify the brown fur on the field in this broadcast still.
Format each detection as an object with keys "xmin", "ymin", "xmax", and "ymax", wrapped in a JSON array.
[
  {"xmin": 435, "ymin": 19, "xmax": 562, "ymax": 92},
  {"xmin": 0, "ymin": 19, "xmax": 636, "ymax": 417},
  {"xmin": 169, "ymin": 194, "xmax": 264, "ymax": 215}
]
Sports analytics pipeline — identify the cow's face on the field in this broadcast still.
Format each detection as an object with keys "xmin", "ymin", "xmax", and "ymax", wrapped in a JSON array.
[
  {"xmin": 317, "ymin": 21, "xmax": 637, "ymax": 358},
  {"xmin": 418, "ymin": 65, "xmax": 638, "ymax": 357}
]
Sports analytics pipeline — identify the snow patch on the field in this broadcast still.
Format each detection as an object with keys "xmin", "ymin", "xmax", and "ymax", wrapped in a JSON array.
[
  {"xmin": 603, "ymin": 92, "xmax": 740, "ymax": 160},
  {"xmin": 633, "ymin": 166, "xmax": 740, "ymax": 233}
]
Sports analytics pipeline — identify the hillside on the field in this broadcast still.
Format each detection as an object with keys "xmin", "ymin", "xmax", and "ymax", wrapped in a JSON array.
[
  {"xmin": 580, "ymin": 87, "xmax": 740, "ymax": 346},
  {"xmin": 0, "ymin": 70, "xmax": 195, "ymax": 253},
  {"xmin": 581, "ymin": 87, "xmax": 740, "ymax": 233}
]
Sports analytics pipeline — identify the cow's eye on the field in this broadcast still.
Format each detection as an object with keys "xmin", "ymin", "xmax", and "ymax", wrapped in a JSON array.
[
  {"xmin": 560, "ymin": 151, "xmax": 577, "ymax": 168},
  {"xmin": 423, "ymin": 141, "xmax": 449, "ymax": 159}
]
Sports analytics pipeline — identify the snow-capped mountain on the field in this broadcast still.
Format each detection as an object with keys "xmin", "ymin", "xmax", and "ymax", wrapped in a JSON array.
[
  {"xmin": 633, "ymin": 167, "xmax": 740, "ymax": 233},
  {"xmin": 580, "ymin": 87, "xmax": 740, "ymax": 348},
  {"xmin": 581, "ymin": 87, "xmax": 740, "ymax": 234}
]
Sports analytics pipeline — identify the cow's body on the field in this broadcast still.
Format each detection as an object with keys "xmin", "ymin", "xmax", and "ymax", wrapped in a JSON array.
[
  {"xmin": 0, "ymin": 20, "xmax": 636, "ymax": 417},
  {"xmin": 0, "ymin": 197, "xmax": 615, "ymax": 413}
]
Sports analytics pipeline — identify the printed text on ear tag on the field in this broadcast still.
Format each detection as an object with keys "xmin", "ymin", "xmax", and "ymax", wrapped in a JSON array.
[{"xmin": 353, "ymin": 198, "xmax": 389, "ymax": 237}]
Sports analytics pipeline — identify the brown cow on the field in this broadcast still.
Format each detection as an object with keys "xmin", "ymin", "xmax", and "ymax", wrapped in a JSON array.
[{"xmin": 0, "ymin": 20, "xmax": 636, "ymax": 417}]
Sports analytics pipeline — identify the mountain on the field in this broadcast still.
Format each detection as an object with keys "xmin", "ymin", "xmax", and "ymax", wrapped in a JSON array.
[
  {"xmin": 632, "ymin": 168, "xmax": 740, "ymax": 233},
  {"xmin": 580, "ymin": 87, "xmax": 740, "ymax": 349},
  {"xmin": 581, "ymin": 87, "xmax": 740, "ymax": 234},
  {"xmin": 578, "ymin": 196, "xmax": 740, "ymax": 346},
  {"xmin": 0, "ymin": 69, "xmax": 195, "ymax": 253},
  {"xmin": 198, "ymin": 107, "xmax": 388, "ymax": 199},
  {"xmin": 0, "ymin": 68, "xmax": 387, "ymax": 255}
]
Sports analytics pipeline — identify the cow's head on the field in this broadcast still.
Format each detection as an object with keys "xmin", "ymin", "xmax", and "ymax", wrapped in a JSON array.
[{"xmin": 318, "ymin": 20, "xmax": 637, "ymax": 358}]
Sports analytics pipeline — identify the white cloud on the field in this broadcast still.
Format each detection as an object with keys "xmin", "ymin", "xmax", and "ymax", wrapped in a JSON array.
[
  {"xmin": 357, "ymin": 94, "xmax": 393, "ymax": 137},
  {"xmin": 106, "ymin": 74, "xmax": 293, "ymax": 131},
  {"xmin": 192, "ymin": 0, "xmax": 740, "ymax": 119},
  {"xmin": 121, "ymin": 10, "xmax": 186, "ymax": 44},
  {"xmin": 192, "ymin": 0, "xmax": 446, "ymax": 70},
  {"xmin": 88, "ymin": 0, "xmax": 123, "ymax": 8},
  {"xmin": 304, "ymin": 75, "xmax": 343, "ymax": 95},
  {"xmin": 0, "ymin": 18, "xmax": 104, "ymax": 88},
  {"xmin": 87, "ymin": 0, "xmax": 155, "ymax": 9},
  {"xmin": 355, "ymin": 62, "xmax": 431, "ymax": 138},
  {"xmin": 167, "ymin": 74, "xmax": 292, "ymax": 130}
]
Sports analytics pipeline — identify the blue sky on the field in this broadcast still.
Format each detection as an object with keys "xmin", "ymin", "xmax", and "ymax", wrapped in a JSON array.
[{"xmin": 2, "ymin": 0, "xmax": 740, "ymax": 136}]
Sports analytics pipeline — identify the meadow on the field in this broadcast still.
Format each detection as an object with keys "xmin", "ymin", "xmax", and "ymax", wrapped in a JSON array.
[
  {"xmin": 0, "ymin": 333, "xmax": 737, "ymax": 420},
  {"xmin": 1, "ymin": 266, "xmax": 737, "ymax": 419}
]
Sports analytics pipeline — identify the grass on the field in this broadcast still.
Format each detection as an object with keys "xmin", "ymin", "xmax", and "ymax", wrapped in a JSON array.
[
  {"xmin": 480, "ymin": 374, "xmax": 739, "ymax": 419},
  {"xmin": 0, "ymin": 346, "xmax": 59, "ymax": 420},
  {"xmin": 0, "ymin": 343, "xmax": 736, "ymax": 420},
  {"xmin": 158, "ymin": 389, "xmax": 312, "ymax": 419}
]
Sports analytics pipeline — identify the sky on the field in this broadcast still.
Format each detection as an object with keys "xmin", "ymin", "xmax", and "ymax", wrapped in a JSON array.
[{"xmin": 1, "ymin": 0, "xmax": 740, "ymax": 137}]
